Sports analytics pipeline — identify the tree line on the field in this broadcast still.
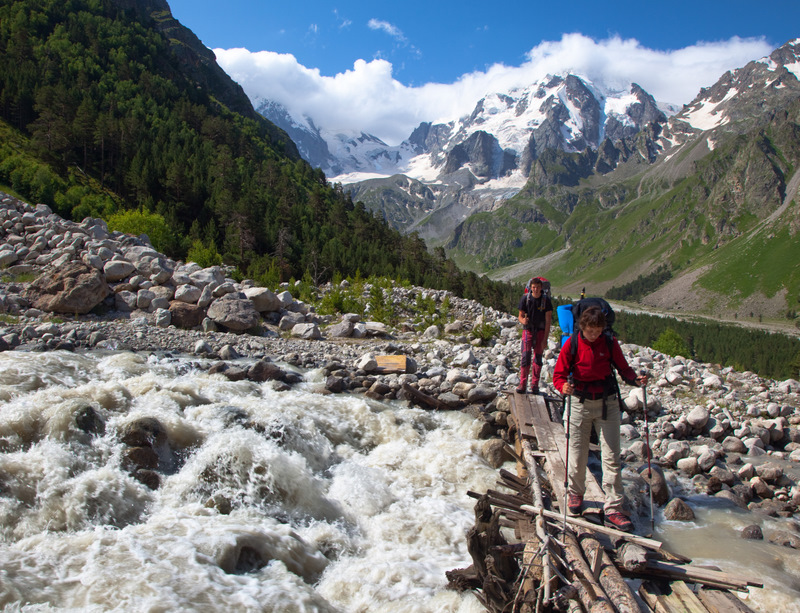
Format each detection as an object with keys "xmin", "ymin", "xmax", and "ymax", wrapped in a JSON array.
[{"xmin": 0, "ymin": 0, "xmax": 519, "ymax": 311}]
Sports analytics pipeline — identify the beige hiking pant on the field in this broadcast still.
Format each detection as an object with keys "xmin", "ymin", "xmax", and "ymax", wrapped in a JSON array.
[{"xmin": 564, "ymin": 395, "xmax": 625, "ymax": 514}]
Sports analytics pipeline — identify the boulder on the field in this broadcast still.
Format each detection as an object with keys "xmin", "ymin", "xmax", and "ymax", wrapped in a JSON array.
[
  {"xmin": 244, "ymin": 287, "xmax": 282, "ymax": 313},
  {"xmin": 103, "ymin": 259, "xmax": 136, "ymax": 282},
  {"xmin": 291, "ymin": 322, "xmax": 322, "ymax": 340},
  {"xmin": 25, "ymin": 262, "xmax": 110, "ymax": 314},
  {"xmin": 174, "ymin": 284, "xmax": 202, "ymax": 304},
  {"xmin": 327, "ymin": 320, "xmax": 354, "ymax": 338},
  {"xmin": 741, "ymin": 525, "xmax": 763, "ymax": 540},
  {"xmin": 207, "ymin": 293, "xmax": 260, "ymax": 331},
  {"xmin": 686, "ymin": 406, "xmax": 709, "ymax": 429},
  {"xmin": 482, "ymin": 439, "xmax": 514, "ymax": 468},
  {"xmin": 663, "ymin": 498, "xmax": 695, "ymax": 521},
  {"xmin": 168, "ymin": 301, "xmax": 207, "ymax": 329}
]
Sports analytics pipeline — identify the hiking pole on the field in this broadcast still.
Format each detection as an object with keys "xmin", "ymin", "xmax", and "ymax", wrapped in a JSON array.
[
  {"xmin": 562, "ymin": 374, "xmax": 573, "ymax": 534},
  {"xmin": 641, "ymin": 368, "xmax": 655, "ymax": 533}
]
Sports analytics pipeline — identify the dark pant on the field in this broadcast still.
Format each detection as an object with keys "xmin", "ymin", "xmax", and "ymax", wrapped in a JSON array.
[{"xmin": 520, "ymin": 328, "xmax": 545, "ymax": 387}]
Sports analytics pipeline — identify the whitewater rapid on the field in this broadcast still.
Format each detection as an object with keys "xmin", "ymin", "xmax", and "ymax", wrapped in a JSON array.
[{"xmin": 0, "ymin": 350, "xmax": 493, "ymax": 612}]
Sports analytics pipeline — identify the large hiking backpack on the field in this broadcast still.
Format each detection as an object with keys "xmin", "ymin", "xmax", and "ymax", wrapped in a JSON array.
[
  {"xmin": 570, "ymin": 296, "xmax": 615, "ymax": 335},
  {"xmin": 566, "ymin": 297, "xmax": 624, "ymax": 416}
]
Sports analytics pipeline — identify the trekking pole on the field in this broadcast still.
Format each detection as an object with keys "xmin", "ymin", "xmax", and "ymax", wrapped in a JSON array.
[
  {"xmin": 641, "ymin": 369, "xmax": 655, "ymax": 533},
  {"xmin": 562, "ymin": 374, "xmax": 573, "ymax": 534}
]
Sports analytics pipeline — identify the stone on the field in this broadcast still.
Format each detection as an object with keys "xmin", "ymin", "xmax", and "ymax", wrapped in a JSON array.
[
  {"xmin": 154, "ymin": 308, "xmax": 171, "ymax": 328},
  {"xmin": 169, "ymin": 301, "xmax": 207, "ymax": 329},
  {"xmin": 676, "ymin": 457, "xmax": 700, "ymax": 476},
  {"xmin": 174, "ymin": 284, "xmax": 202, "ymax": 304},
  {"xmin": 467, "ymin": 385, "xmax": 497, "ymax": 404},
  {"xmin": 327, "ymin": 320, "xmax": 354, "ymax": 338},
  {"xmin": 638, "ymin": 464, "xmax": 670, "ymax": 505},
  {"xmin": 291, "ymin": 323, "xmax": 322, "ymax": 340},
  {"xmin": 663, "ymin": 498, "xmax": 695, "ymax": 521},
  {"xmin": 103, "ymin": 259, "xmax": 136, "ymax": 282},
  {"xmin": 686, "ymin": 406, "xmax": 709, "ymax": 429},
  {"xmin": 750, "ymin": 477, "xmax": 774, "ymax": 499},
  {"xmin": 740, "ymin": 525, "xmax": 763, "ymax": 540},
  {"xmin": 722, "ymin": 436, "xmax": 747, "ymax": 454},
  {"xmin": 767, "ymin": 530, "xmax": 800, "ymax": 549},
  {"xmin": 714, "ymin": 489, "xmax": 747, "ymax": 509},
  {"xmin": 482, "ymin": 439, "xmax": 513, "ymax": 468},
  {"xmin": 24, "ymin": 262, "xmax": 110, "ymax": 314},
  {"xmin": 207, "ymin": 293, "xmax": 260, "ymax": 332},
  {"xmin": 244, "ymin": 287, "xmax": 282, "ymax": 313}
]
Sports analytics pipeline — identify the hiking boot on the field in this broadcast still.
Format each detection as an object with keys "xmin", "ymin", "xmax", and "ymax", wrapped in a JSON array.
[
  {"xmin": 515, "ymin": 383, "xmax": 526, "ymax": 394},
  {"xmin": 530, "ymin": 386, "xmax": 539, "ymax": 395},
  {"xmin": 605, "ymin": 512, "xmax": 633, "ymax": 532},
  {"xmin": 567, "ymin": 494, "xmax": 583, "ymax": 516}
]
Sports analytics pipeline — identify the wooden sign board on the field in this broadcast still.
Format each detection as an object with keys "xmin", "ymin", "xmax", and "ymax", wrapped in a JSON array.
[{"xmin": 375, "ymin": 355, "xmax": 407, "ymax": 374}]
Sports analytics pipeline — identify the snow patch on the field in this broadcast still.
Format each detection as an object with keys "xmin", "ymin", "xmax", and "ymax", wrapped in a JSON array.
[
  {"xmin": 330, "ymin": 171, "xmax": 395, "ymax": 185},
  {"xmin": 681, "ymin": 88, "xmax": 738, "ymax": 131},
  {"xmin": 786, "ymin": 62, "xmax": 800, "ymax": 80}
]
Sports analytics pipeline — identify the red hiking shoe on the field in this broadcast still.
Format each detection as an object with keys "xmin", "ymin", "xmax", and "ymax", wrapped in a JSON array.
[
  {"xmin": 605, "ymin": 511, "xmax": 633, "ymax": 532},
  {"xmin": 567, "ymin": 494, "xmax": 583, "ymax": 516}
]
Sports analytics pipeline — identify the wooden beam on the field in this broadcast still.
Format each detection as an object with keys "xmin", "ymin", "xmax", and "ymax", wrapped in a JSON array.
[
  {"xmin": 696, "ymin": 587, "xmax": 757, "ymax": 613},
  {"xmin": 375, "ymin": 355, "xmax": 407, "ymax": 373},
  {"xmin": 520, "ymin": 504, "xmax": 664, "ymax": 550}
]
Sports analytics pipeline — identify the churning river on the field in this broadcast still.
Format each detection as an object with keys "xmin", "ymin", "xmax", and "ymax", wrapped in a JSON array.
[
  {"xmin": 0, "ymin": 349, "xmax": 798, "ymax": 612},
  {"xmin": 0, "ymin": 350, "xmax": 493, "ymax": 612}
]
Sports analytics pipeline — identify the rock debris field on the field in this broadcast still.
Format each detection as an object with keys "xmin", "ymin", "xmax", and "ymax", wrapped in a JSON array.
[{"xmin": 1, "ymin": 191, "xmax": 800, "ymax": 547}]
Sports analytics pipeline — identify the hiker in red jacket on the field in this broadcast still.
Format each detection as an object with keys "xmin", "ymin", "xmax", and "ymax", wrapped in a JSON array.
[
  {"xmin": 552, "ymin": 305, "xmax": 647, "ymax": 532},
  {"xmin": 516, "ymin": 277, "xmax": 552, "ymax": 395}
]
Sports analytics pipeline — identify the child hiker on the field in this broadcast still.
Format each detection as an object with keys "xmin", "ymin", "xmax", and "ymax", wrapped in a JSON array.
[{"xmin": 552, "ymin": 305, "xmax": 647, "ymax": 532}]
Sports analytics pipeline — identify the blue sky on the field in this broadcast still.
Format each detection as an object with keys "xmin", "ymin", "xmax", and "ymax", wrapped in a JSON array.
[{"xmin": 166, "ymin": 0, "xmax": 798, "ymax": 144}]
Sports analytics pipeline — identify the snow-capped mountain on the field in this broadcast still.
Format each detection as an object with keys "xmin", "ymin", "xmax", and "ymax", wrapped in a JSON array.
[
  {"xmin": 257, "ymin": 74, "xmax": 670, "ymax": 186},
  {"xmin": 254, "ymin": 99, "xmax": 416, "ymax": 177},
  {"xmin": 659, "ymin": 38, "xmax": 800, "ymax": 156}
]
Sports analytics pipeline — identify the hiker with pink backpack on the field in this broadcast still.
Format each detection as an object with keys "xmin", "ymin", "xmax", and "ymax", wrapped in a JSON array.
[{"xmin": 515, "ymin": 276, "xmax": 553, "ymax": 395}]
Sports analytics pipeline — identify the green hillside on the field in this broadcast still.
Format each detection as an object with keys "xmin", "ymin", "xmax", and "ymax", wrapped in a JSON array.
[
  {"xmin": 450, "ymin": 95, "xmax": 800, "ymax": 320},
  {"xmin": 0, "ymin": 0, "xmax": 518, "ymax": 311}
]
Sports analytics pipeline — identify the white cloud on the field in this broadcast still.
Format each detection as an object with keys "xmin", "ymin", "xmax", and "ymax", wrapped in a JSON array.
[
  {"xmin": 367, "ymin": 19, "xmax": 406, "ymax": 42},
  {"xmin": 214, "ymin": 33, "xmax": 773, "ymax": 146}
]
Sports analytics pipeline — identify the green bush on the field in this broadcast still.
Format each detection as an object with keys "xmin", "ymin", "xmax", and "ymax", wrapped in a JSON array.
[
  {"xmin": 107, "ymin": 208, "xmax": 178, "ymax": 254},
  {"xmin": 652, "ymin": 328, "xmax": 692, "ymax": 358}
]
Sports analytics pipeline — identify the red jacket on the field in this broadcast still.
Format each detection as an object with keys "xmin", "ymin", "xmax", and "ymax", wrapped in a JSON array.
[{"xmin": 553, "ymin": 332, "xmax": 637, "ymax": 395}]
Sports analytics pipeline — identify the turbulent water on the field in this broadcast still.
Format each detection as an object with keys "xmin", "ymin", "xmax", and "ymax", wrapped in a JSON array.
[{"xmin": 0, "ymin": 350, "xmax": 495, "ymax": 612}]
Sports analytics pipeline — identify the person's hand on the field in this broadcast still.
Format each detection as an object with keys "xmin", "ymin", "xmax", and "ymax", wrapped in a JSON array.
[
  {"xmin": 563, "ymin": 381, "xmax": 574, "ymax": 395},
  {"xmin": 636, "ymin": 374, "xmax": 648, "ymax": 387}
]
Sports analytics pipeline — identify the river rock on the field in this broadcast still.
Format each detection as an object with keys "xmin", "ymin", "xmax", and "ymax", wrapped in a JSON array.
[
  {"xmin": 25, "ymin": 262, "xmax": 110, "ymax": 314},
  {"xmin": 686, "ymin": 406, "xmax": 709, "ymax": 429},
  {"xmin": 751, "ymin": 477, "xmax": 774, "ymax": 499},
  {"xmin": 467, "ymin": 385, "xmax": 497, "ymax": 404},
  {"xmin": 638, "ymin": 464, "xmax": 669, "ymax": 505},
  {"xmin": 244, "ymin": 287, "xmax": 281, "ymax": 313},
  {"xmin": 767, "ymin": 530, "xmax": 800, "ymax": 549},
  {"xmin": 482, "ymin": 438, "xmax": 513, "ymax": 468},
  {"xmin": 663, "ymin": 497, "xmax": 695, "ymax": 521},
  {"xmin": 169, "ymin": 302, "xmax": 207, "ymax": 329},
  {"xmin": 327, "ymin": 320, "xmax": 354, "ymax": 338},
  {"xmin": 741, "ymin": 524, "xmax": 764, "ymax": 540},
  {"xmin": 207, "ymin": 293, "xmax": 260, "ymax": 331},
  {"xmin": 722, "ymin": 435, "xmax": 747, "ymax": 453},
  {"xmin": 174, "ymin": 284, "xmax": 202, "ymax": 304},
  {"xmin": 292, "ymin": 323, "xmax": 322, "ymax": 340},
  {"xmin": 103, "ymin": 259, "xmax": 136, "ymax": 282}
]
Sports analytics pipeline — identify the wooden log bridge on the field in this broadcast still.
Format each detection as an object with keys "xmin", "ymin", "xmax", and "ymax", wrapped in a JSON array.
[{"xmin": 446, "ymin": 391, "xmax": 762, "ymax": 613}]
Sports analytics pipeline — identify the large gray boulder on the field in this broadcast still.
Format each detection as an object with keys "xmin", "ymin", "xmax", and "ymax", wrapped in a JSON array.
[
  {"xmin": 244, "ymin": 287, "xmax": 282, "ymax": 313},
  {"xmin": 207, "ymin": 292, "xmax": 260, "ymax": 331},
  {"xmin": 24, "ymin": 262, "xmax": 110, "ymax": 314}
]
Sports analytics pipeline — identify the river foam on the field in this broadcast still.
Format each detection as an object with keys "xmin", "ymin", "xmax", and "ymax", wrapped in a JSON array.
[{"xmin": 0, "ymin": 350, "xmax": 491, "ymax": 612}]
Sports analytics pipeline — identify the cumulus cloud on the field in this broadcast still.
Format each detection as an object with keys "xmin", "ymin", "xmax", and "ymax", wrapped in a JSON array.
[{"xmin": 214, "ymin": 33, "xmax": 773, "ymax": 146}]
